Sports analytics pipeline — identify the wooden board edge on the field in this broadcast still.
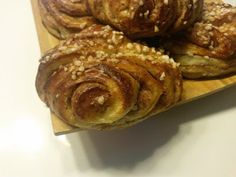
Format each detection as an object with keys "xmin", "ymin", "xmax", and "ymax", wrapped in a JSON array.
[
  {"xmin": 51, "ymin": 81, "xmax": 236, "ymax": 136},
  {"xmin": 30, "ymin": 0, "xmax": 236, "ymax": 135}
]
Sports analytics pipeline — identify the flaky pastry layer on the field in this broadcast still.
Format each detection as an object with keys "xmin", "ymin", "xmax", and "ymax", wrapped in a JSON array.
[{"xmin": 36, "ymin": 25, "xmax": 182, "ymax": 130}]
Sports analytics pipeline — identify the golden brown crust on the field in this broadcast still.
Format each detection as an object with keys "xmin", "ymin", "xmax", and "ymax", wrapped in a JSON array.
[
  {"xmin": 87, "ymin": 0, "xmax": 203, "ymax": 38},
  {"xmin": 169, "ymin": 0, "xmax": 203, "ymax": 33},
  {"xmin": 175, "ymin": 54, "xmax": 236, "ymax": 79},
  {"xmin": 36, "ymin": 25, "xmax": 182, "ymax": 130},
  {"xmin": 186, "ymin": 2, "xmax": 236, "ymax": 59},
  {"xmin": 39, "ymin": 0, "xmax": 203, "ymax": 39},
  {"xmin": 162, "ymin": 2, "xmax": 236, "ymax": 79},
  {"xmin": 38, "ymin": 0, "xmax": 98, "ymax": 39}
]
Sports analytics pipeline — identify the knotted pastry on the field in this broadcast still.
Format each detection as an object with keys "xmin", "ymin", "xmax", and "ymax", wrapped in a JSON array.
[
  {"xmin": 162, "ymin": 2, "xmax": 236, "ymax": 79},
  {"xmin": 36, "ymin": 25, "xmax": 182, "ymax": 130},
  {"xmin": 87, "ymin": 0, "xmax": 203, "ymax": 38},
  {"xmin": 38, "ymin": 0, "xmax": 98, "ymax": 39}
]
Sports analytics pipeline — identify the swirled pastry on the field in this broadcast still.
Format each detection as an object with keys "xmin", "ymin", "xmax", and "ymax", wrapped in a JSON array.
[
  {"xmin": 36, "ymin": 25, "xmax": 182, "ymax": 130},
  {"xmin": 162, "ymin": 2, "xmax": 236, "ymax": 79},
  {"xmin": 55, "ymin": 0, "xmax": 90, "ymax": 16},
  {"xmin": 87, "ymin": 0, "xmax": 203, "ymax": 38},
  {"xmin": 38, "ymin": 0, "xmax": 98, "ymax": 39}
]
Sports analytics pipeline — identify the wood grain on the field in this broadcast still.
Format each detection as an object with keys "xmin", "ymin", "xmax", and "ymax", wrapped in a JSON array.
[{"xmin": 31, "ymin": 0, "xmax": 236, "ymax": 135}]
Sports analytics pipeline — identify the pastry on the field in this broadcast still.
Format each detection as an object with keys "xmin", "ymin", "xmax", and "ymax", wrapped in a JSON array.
[
  {"xmin": 55, "ymin": 0, "xmax": 90, "ymax": 16},
  {"xmin": 87, "ymin": 0, "xmax": 203, "ymax": 38},
  {"xmin": 35, "ymin": 25, "xmax": 182, "ymax": 130},
  {"xmin": 39, "ymin": 0, "xmax": 203, "ymax": 39},
  {"xmin": 38, "ymin": 0, "xmax": 98, "ymax": 39},
  {"xmin": 162, "ymin": 2, "xmax": 236, "ymax": 79}
]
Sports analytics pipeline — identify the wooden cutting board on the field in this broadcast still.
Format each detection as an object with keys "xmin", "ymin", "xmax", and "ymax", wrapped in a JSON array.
[{"xmin": 31, "ymin": 0, "xmax": 236, "ymax": 135}]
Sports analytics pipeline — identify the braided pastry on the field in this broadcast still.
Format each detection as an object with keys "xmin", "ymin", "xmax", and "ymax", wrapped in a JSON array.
[
  {"xmin": 38, "ymin": 0, "xmax": 98, "ymax": 39},
  {"xmin": 87, "ymin": 0, "xmax": 203, "ymax": 38},
  {"xmin": 162, "ymin": 2, "xmax": 236, "ymax": 79},
  {"xmin": 36, "ymin": 25, "xmax": 182, "ymax": 130}
]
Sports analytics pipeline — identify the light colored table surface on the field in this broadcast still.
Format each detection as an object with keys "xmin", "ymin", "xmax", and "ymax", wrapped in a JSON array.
[{"xmin": 0, "ymin": 1, "xmax": 236, "ymax": 177}]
